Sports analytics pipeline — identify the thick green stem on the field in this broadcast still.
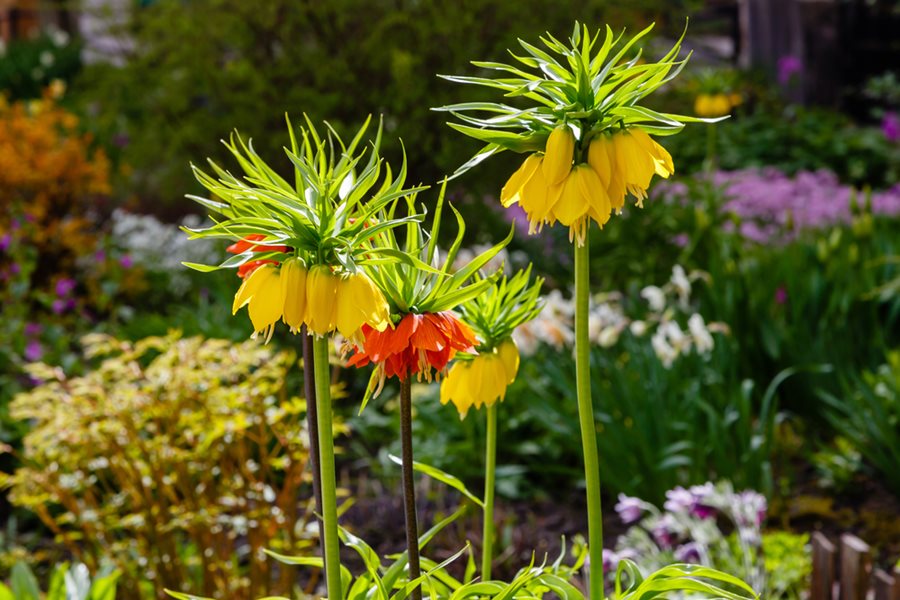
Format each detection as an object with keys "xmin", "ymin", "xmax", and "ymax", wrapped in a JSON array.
[
  {"xmin": 575, "ymin": 238, "xmax": 604, "ymax": 599},
  {"xmin": 481, "ymin": 402, "xmax": 498, "ymax": 580},
  {"xmin": 399, "ymin": 378, "xmax": 422, "ymax": 600},
  {"xmin": 301, "ymin": 327, "xmax": 325, "ymax": 566},
  {"xmin": 312, "ymin": 336, "xmax": 343, "ymax": 600}
]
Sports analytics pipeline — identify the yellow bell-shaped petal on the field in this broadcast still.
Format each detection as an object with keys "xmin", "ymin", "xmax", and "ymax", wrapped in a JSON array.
[
  {"xmin": 481, "ymin": 354, "xmax": 508, "ymax": 406},
  {"xmin": 542, "ymin": 125, "xmax": 575, "ymax": 185},
  {"xmin": 247, "ymin": 266, "xmax": 284, "ymax": 340},
  {"xmin": 694, "ymin": 94, "xmax": 712, "ymax": 117},
  {"xmin": 305, "ymin": 265, "xmax": 338, "ymax": 336},
  {"xmin": 601, "ymin": 137, "xmax": 626, "ymax": 212},
  {"xmin": 576, "ymin": 162, "xmax": 611, "ymax": 228},
  {"xmin": 335, "ymin": 271, "xmax": 391, "ymax": 341},
  {"xmin": 232, "ymin": 263, "xmax": 270, "ymax": 315},
  {"xmin": 501, "ymin": 154, "xmax": 542, "ymax": 208},
  {"xmin": 518, "ymin": 160, "xmax": 564, "ymax": 232},
  {"xmin": 281, "ymin": 258, "xmax": 307, "ymax": 333},
  {"xmin": 631, "ymin": 129, "xmax": 674, "ymax": 178},
  {"xmin": 553, "ymin": 168, "xmax": 589, "ymax": 227},
  {"xmin": 441, "ymin": 361, "xmax": 476, "ymax": 419},
  {"xmin": 588, "ymin": 136, "xmax": 612, "ymax": 188},
  {"xmin": 497, "ymin": 339, "xmax": 520, "ymax": 385}
]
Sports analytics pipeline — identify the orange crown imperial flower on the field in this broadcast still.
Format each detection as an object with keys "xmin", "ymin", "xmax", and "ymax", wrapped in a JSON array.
[{"xmin": 347, "ymin": 311, "xmax": 477, "ymax": 394}]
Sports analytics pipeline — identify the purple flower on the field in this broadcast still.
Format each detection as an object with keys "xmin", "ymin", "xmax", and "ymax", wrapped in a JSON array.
[
  {"xmin": 615, "ymin": 494, "xmax": 645, "ymax": 524},
  {"xmin": 664, "ymin": 486, "xmax": 694, "ymax": 514},
  {"xmin": 0, "ymin": 234, "xmax": 10, "ymax": 252},
  {"xmin": 113, "ymin": 132, "xmax": 130, "ymax": 148},
  {"xmin": 602, "ymin": 549, "xmax": 620, "ymax": 572},
  {"xmin": 777, "ymin": 55, "xmax": 802, "ymax": 85},
  {"xmin": 51, "ymin": 299, "xmax": 67, "ymax": 315},
  {"xmin": 672, "ymin": 233, "xmax": 690, "ymax": 248},
  {"xmin": 10, "ymin": 262, "xmax": 20, "ymax": 275},
  {"xmin": 24, "ymin": 323, "xmax": 42, "ymax": 337},
  {"xmin": 775, "ymin": 286, "xmax": 788, "ymax": 305},
  {"xmin": 651, "ymin": 515, "xmax": 678, "ymax": 549},
  {"xmin": 24, "ymin": 340, "xmax": 43, "ymax": 362},
  {"xmin": 882, "ymin": 112, "xmax": 900, "ymax": 143},
  {"xmin": 119, "ymin": 255, "xmax": 133, "ymax": 269},
  {"xmin": 674, "ymin": 542, "xmax": 701, "ymax": 563},
  {"xmin": 55, "ymin": 278, "xmax": 77, "ymax": 297},
  {"xmin": 94, "ymin": 249, "xmax": 107, "ymax": 262}
]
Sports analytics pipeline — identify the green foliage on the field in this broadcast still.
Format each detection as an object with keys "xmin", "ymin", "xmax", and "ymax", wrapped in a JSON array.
[
  {"xmin": 664, "ymin": 106, "xmax": 900, "ymax": 188},
  {"xmin": 820, "ymin": 350, "xmax": 900, "ymax": 495},
  {"xmin": 439, "ymin": 21, "xmax": 713, "ymax": 177},
  {"xmin": 72, "ymin": 0, "xmax": 696, "ymax": 206},
  {"xmin": 810, "ymin": 437, "xmax": 864, "ymax": 493},
  {"xmin": 0, "ymin": 30, "xmax": 81, "ymax": 100},
  {"xmin": 761, "ymin": 532, "xmax": 811, "ymax": 600},
  {"xmin": 2, "ymin": 333, "xmax": 335, "ymax": 599},
  {"xmin": 0, "ymin": 561, "xmax": 120, "ymax": 600}
]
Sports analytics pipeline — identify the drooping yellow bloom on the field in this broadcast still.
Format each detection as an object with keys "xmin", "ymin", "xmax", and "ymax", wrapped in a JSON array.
[
  {"xmin": 440, "ymin": 339, "xmax": 521, "ymax": 419},
  {"xmin": 694, "ymin": 93, "xmax": 731, "ymax": 118},
  {"xmin": 305, "ymin": 265, "xmax": 339, "ymax": 336},
  {"xmin": 335, "ymin": 271, "xmax": 391, "ymax": 342},
  {"xmin": 554, "ymin": 164, "xmax": 611, "ymax": 245},
  {"xmin": 281, "ymin": 258, "xmax": 307, "ymax": 333},
  {"xmin": 232, "ymin": 264, "xmax": 284, "ymax": 341},
  {"xmin": 542, "ymin": 125, "xmax": 575, "ymax": 185},
  {"xmin": 501, "ymin": 128, "xmax": 673, "ymax": 245},
  {"xmin": 501, "ymin": 154, "xmax": 563, "ymax": 234}
]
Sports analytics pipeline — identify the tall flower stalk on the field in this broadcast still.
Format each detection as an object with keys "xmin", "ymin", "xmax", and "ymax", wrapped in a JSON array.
[
  {"xmin": 439, "ymin": 22, "xmax": 723, "ymax": 598},
  {"xmin": 441, "ymin": 267, "xmax": 543, "ymax": 580},
  {"xmin": 346, "ymin": 186, "xmax": 512, "ymax": 596},
  {"xmin": 182, "ymin": 116, "xmax": 422, "ymax": 599}
]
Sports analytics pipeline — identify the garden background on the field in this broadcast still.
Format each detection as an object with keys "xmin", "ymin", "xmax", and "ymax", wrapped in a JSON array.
[{"xmin": 0, "ymin": 0, "xmax": 899, "ymax": 598}]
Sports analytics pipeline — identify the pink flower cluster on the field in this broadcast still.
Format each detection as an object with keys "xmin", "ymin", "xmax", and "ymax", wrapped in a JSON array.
[{"xmin": 657, "ymin": 168, "xmax": 900, "ymax": 244}]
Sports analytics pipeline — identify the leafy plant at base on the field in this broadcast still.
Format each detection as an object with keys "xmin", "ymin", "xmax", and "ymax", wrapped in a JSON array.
[
  {"xmin": 0, "ymin": 561, "xmax": 119, "ymax": 600},
  {"xmin": 819, "ymin": 350, "xmax": 900, "ymax": 495},
  {"xmin": 1, "ymin": 333, "xmax": 335, "ymax": 599}
]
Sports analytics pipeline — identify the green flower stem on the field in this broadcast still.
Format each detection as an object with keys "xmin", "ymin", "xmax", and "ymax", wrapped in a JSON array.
[
  {"xmin": 312, "ymin": 336, "xmax": 343, "ymax": 600},
  {"xmin": 575, "ymin": 238, "xmax": 604, "ymax": 599},
  {"xmin": 399, "ymin": 377, "xmax": 423, "ymax": 600},
  {"xmin": 301, "ymin": 327, "xmax": 325, "ymax": 566},
  {"xmin": 482, "ymin": 402, "xmax": 498, "ymax": 581}
]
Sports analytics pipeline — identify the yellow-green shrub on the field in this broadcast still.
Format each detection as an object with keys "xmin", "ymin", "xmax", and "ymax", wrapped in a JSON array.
[{"xmin": 3, "ymin": 333, "xmax": 337, "ymax": 599}]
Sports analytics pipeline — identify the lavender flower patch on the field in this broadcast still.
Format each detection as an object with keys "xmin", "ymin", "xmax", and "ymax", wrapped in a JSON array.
[
  {"xmin": 606, "ymin": 482, "xmax": 809, "ymax": 600},
  {"xmin": 656, "ymin": 168, "xmax": 900, "ymax": 244}
]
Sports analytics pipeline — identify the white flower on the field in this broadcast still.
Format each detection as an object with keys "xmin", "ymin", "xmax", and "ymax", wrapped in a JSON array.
[
  {"xmin": 629, "ymin": 320, "xmax": 647, "ymax": 336},
  {"xmin": 651, "ymin": 331, "xmax": 677, "ymax": 368},
  {"xmin": 597, "ymin": 326, "xmax": 620, "ymax": 348},
  {"xmin": 670, "ymin": 265, "xmax": 692, "ymax": 308},
  {"xmin": 688, "ymin": 313, "xmax": 715, "ymax": 354},
  {"xmin": 661, "ymin": 320, "xmax": 690, "ymax": 353},
  {"xmin": 640, "ymin": 285, "xmax": 666, "ymax": 312},
  {"xmin": 49, "ymin": 28, "xmax": 70, "ymax": 47},
  {"xmin": 39, "ymin": 51, "xmax": 55, "ymax": 67}
]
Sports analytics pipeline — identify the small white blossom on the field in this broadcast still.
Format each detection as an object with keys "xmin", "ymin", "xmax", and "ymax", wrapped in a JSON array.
[{"xmin": 641, "ymin": 285, "xmax": 666, "ymax": 312}]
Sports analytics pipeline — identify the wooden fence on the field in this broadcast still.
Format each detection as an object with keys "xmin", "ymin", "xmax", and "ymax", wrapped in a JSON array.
[{"xmin": 812, "ymin": 532, "xmax": 900, "ymax": 600}]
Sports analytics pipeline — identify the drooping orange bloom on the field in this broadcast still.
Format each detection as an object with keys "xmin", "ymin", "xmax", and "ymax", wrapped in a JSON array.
[
  {"xmin": 347, "ymin": 311, "xmax": 478, "ymax": 384},
  {"xmin": 226, "ymin": 234, "xmax": 288, "ymax": 278}
]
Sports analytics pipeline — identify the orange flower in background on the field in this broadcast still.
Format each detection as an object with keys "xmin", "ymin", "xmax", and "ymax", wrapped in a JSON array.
[
  {"xmin": 226, "ymin": 234, "xmax": 288, "ymax": 278},
  {"xmin": 347, "ymin": 311, "xmax": 477, "ymax": 386}
]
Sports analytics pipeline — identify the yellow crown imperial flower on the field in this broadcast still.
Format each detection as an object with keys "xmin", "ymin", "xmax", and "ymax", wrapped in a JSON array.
[
  {"xmin": 694, "ymin": 93, "xmax": 731, "ymax": 118},
  {"xmin": 440, "ymin": 339, "xmax": 521, "ymax": 419},
  {"xmin": 335, "ymin": 271, "xmax": 391, "ymax": 343},
  {"xmin": 541, "ymin": 125, "xmax": 575, "ymax": 185},
  {"xmin": 281, "ymin": 258, "xmax": 308, "ymax": 333},
  {"xmin": 305, "ymin": 265, "xmax": 339, "ymax": 337},
  {"xmin": 501, "ymin": 154, "xmax": 563, "ymax": 234},
  {"xmin": 232, "ymin": 264, "xmax": 284, "ymax": 342},
  {"xmin": 553, "ymin": 164, "xmax": 612, "ymax": 245}
]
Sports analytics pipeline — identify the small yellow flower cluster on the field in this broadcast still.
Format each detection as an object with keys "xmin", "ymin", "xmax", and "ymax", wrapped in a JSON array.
[
  {"xmin": 694, "ymin": 93, "xmax": 741, "ymax": 118},
  {"xmin": 440, "ymin": 339, "xmax": 520, "ymax": 418},
  {"xmin": 232, "ymin": 259, "xmax": 390, "ymax": 342},
  {"xmin": 501, "ymin": 126, "xmax": 673, "ymax": 245}
]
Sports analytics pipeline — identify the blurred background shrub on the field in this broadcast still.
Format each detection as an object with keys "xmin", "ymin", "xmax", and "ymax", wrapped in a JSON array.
[{"xmin": 1, "ymin": 333, "xmax": 335, "ymax": 599}]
